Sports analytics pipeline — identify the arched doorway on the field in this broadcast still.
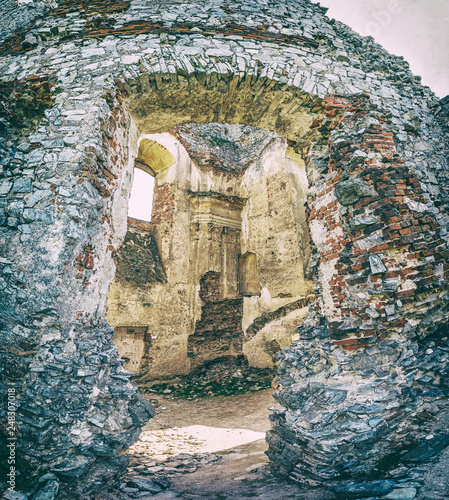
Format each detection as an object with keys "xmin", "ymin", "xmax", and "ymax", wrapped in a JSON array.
[
  {"xmin": 3, "ymin": 29, "xmax": 449, "ymax": 496},
  {"xmin": 94, "ymin": 73, "xmax": 449, "ymax": 490}
]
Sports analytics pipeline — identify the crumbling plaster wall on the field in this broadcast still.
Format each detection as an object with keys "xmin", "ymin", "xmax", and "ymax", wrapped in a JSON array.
[
  {"xmin": 0, "ymin": 0, "xmax": 448, "ymax": 496},
  {"xmin": 108, "ymin": 129, "xmax": 313, "ymax": 377},
  {"xmin": 239, "ymin": 138, "xmax": 314, "ymax": 367},
  {"xmin": 240, "ymin": 139, "xmax": 311, "ymax": 297},
  {"xmin": 108, "ymin": 133, "xmax": 193, "ymax": 379}
]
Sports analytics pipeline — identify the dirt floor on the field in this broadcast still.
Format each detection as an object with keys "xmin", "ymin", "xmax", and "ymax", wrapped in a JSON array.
[
  {"xmin": 96, "ymin": 386, "xmax": 449, "ymax": 500},
  {"xmin": 100, "ymin": 389, "xmax": 334, "ymax": 500}
]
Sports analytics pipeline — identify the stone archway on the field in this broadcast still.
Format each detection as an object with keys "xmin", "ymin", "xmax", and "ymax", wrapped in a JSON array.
[
  {"xmin": 78, "ymin": 72, "xmax": 449, "ymax": 490},
  {"xmin": 1, "ymin": 66, "xmax": 335, "ymax": 496},
  {"xmin": 3, "ymin": 70, "xmax": 449, "ymax": 496},
  {"xmin": 1, "ymin": 1, "xmax": 449, "ymax": 496}
]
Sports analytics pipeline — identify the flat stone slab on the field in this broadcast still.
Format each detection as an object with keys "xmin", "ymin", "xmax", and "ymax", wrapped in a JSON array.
[{"xmin": 332, "ymin": 480, "xmax": 396, "ymax": 498}]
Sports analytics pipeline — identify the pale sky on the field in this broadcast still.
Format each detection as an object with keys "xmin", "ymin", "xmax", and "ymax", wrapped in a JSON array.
[
  {"xmin": 128, "ymin": 168, "xmax": 155, "ymax": 221},
  {"xmin": 314, "ymin": 0, "xmax": 449, "ymax": 98}
]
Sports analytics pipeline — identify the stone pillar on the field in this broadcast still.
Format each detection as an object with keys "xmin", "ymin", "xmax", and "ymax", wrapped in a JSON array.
[
  {"xmin": 0, "ymin": 88, "xmax": 154, "ymax": 495},
  {"xmin": 266, "ymin": 94, "xmax": 449, "ymax": 484}
]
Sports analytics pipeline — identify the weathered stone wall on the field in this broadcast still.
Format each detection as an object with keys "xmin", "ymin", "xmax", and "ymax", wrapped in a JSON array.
[
  {"xmin": 0, "ymin": 0, "xmax": 448, "ymax": 497},
  {"xmin": 106, "ymin": 218, "xmax": 164, "ymax": 373},
  {"xmin": 111, "ymin": 217, "xmax": 166, "ymax": 286},
  {"xmin": 188, "ymin": 272, "xmax": 244, "ymax": 370},
  {"xmin": 266, "ymin": 93, "xmax": 449, "ymax": 484},
  {"xmin": 108, "ymin": 129, "xmax": 312, "ymax": 378},
  {"xmin": 0, "ymin": 0, "xmax": 52, "ymax": 46}
]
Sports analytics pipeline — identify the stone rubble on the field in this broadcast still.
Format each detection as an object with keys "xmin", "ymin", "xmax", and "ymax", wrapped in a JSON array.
[{"xmin": 140, "ymin": 356, "xmax": 274, "ymax": 399}]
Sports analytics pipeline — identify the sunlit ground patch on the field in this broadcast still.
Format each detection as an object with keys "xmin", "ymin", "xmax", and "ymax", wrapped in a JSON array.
[{"xmin": 128, "ymin": 425, "xmax": 266, "ymax": 461}]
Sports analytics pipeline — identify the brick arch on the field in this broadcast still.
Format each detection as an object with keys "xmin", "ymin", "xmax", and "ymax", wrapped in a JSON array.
[{"xmin": 123, "ymin": 79, "xmax": 321, "ymax": 141}]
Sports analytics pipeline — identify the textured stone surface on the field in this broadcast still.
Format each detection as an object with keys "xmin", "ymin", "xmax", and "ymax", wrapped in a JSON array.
[
  {"xmin": 0, "ymin": 0, "xmax": 448, "ymax": 498},
  {"xmin": 334, "ymin": 178, "xmax": 374, "ymax": 206},
  {"xmin": 114, "ymin": 218, "xmax": 166, "ymax": 287},
  {"xmin": 332, "ymin": 480, "xmax": 395, "ymax": 498},
  {"xmin": 173, "ymin": 123, "xmax": 278, "ymax": 173}
]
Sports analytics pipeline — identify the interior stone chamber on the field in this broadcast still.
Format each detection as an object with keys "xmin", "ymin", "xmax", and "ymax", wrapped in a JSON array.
[{"xmin": 1, "ymin": 0, "xmax": 449, "ymax": 497}]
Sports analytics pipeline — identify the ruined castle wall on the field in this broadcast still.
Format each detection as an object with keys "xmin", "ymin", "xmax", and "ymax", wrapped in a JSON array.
[
  {"xmin": 0, "ymin": 0, "xmax": 52, "ymax": 45},
  {"xmin": 241, "ymin": 138, "xmax": 312, "ymax": 298},
  {"xmin": 108, "ymin": 130, "xmax": 313, "ymax": 376},
  {"xmin": 109, "ymin": 135, "xmax": 194, "ymax": 379},
  {"xmin": 0, "ymin": 0, "xmax": 448, "ymax": 495},
  {"xmin": 239, "ymin": 138, "xmax": 314, "ymax": 367}
]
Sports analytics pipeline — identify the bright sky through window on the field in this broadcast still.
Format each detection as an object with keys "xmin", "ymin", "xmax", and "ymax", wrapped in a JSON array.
[{"xmin": 128, "ymin": 168, "xmax": 155, "ymax": 222}]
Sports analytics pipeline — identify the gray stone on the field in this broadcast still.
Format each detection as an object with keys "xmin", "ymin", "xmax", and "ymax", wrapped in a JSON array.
[
  {"xmin": 402, "ymin": 435, "xmax": 449, "ymax": 464},
  {"xmin": 7, "ymin": 201, "xmax": 24, "ymax": 218},
  {"xmin": 339, "ymin": 419, "xmax": 371, "ymax": 432},
  {"xmin": 335, "ymin": 179, "xmax": 375, "ymax": 206},
  {"xmin": 22, "ymin": 209, "xmax": 54, "ymax": 223},
  {"xmin": 32, "ymin": 479, "xmax": 59, "ymax": 500},
  {"xmin": 316, "ymin": 388, "xmax": 347, "ymax": 404},
  {"xmin": 403, "ymin": 196, "xmax": 428, "ymax": 213},
  {"xmin": 23, "ymin": 33, "xmax": 39, "ymax": 49},
  {"xmin": 347, "ymin": 404, "xmax": 386, "ymax": 414},
  {"xmin": 355, "ymin": 234, "xmax": 385, "ymax": 251},
  {"xmin": 58, "ymin": 148, "xmax": 78, "ymax": 162},
  {"xmin": 41, "ymin": 139, "xmax": 65, "ymax": 149},
  {"xmin": 365, "ymin": 307, "xmax": 380, "ymax": 319},
  {"xmin": 384, "ymin": 488, "xmax": 417, "ymax": 500},
  {"xmin": 152, "ymin": 476, "xmax": 171, "ymax": 490},
  {"xmin": 0, "ymin": 180, "xmax": 12, "ymax": 195},
  {"xmin": 332, "ymin": 480, "xmax": 396, "ymax": 498},
  {"xmin": 12, "ymin": 178, "xmax": 33, "ymax": 193},
  {"xmin": 385, "ymin": 304, "xmax": 396, "ymax": 316},
  {"xmin": 25, "ymin": 190, "xmax": 52, "ymax": 208},
  {"xmin": 25, "ymin": 149, "xmax": 45, "ymax": 164},
  {"xmin": 350, "ymin": 215, "xmax": 378, "ymax": 230},
  {"xmin": 3, "ymin": 492, "xmax": 29, "ymax": 500},
  {"xmin": 369, "ymin": 255, "xmax": 387, "ymax": 275},
  {"xmin": 127, "ymin": 478, "xmax": 164, "ymax": 493},
  {"xmin": 381, "ymin": 279, "xmax": 400, "ymax": 292},
  {"xmin": 17, "ymin": 142, "xmax": 31, "ymax": 153}
]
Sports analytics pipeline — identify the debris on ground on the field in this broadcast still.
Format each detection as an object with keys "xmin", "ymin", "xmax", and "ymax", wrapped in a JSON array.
[{"xmin": 139, "ymin": 357, "xmax": 274, "ymax": 399}]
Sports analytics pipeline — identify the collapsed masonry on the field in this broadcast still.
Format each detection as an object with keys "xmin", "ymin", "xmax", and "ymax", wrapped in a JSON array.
[{"xmin": 1, "ymin": 0, "xmax": 449, "ymax": 498}]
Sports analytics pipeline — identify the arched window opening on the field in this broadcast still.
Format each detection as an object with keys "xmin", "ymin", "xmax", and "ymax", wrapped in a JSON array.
[{"xmin": 128, "ymin": 166, "xmax": 155, "ymax": 222}]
